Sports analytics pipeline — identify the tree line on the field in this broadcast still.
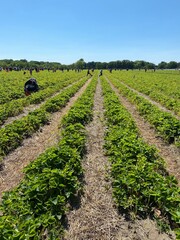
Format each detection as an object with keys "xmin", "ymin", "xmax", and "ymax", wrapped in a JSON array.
[{"xmin": 0, "ymin": 58, "xmax": 180, "ymax": 71}]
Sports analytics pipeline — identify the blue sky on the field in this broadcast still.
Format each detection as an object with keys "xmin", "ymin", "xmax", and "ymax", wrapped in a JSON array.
[{"xmin": 0, "ymin": 0, "xmax": 180, "ymax": 65}]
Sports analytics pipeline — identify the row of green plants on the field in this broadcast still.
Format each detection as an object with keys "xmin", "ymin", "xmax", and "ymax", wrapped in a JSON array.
[
  {"xmin": 105, "ymin": 70, "xmax": 180, "ymax": 116},
  {"xmin": 0, "ymin": 70, "xmax": 57, "ymax": 104},
  {"xmin": 108, "ymin": 70, "xmax": 180, "ymax": 100},
  {"xmin": 0, "ymin": 76, "xmax": 89, "ymax": 160},
  {"xmin": 0, "ymin": 73, "xmax": 88, "ymax": 126},
  {"xmin": 0, "ymin": 74, "xmax": 98, "ymax": 239},
  {"xmin": 105, "ymin": 75, "xmax": 180, "ymax": 148},
  {"xmin": 0, "ymin": 70, "xmax": 86, "ymax": 104},
  {"xmin": 100, "ymin": 76, "xmax": 180, "ymax": 238}
]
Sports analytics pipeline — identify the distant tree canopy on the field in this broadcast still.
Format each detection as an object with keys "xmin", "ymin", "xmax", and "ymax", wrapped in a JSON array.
[
  {"xmin": 75, "ymin": 58, "xmax": 85, "ymax": 69},
  {"xmin": 0, "ymin": 58, "xmax": 180, "ymax": 70}
]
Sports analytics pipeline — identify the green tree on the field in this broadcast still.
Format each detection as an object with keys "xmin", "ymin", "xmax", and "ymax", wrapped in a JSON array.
[
  {"xmin": 75, "ymin": 58, "xmax": 85, "ymax": 69},
  {"xmin": 145, "ymin": 62, "xmax": 156, "ymax": 70},
  {"xmin": 157, "ymin": 61, "xmax": 168, "ymax": 69},
  {"xmin": 167, "ymin": 61, "xmax": 178, "ymax": 69},
  {"xmin": 134, "ymin": 60, "xmax": 146, "ymax": 69}
]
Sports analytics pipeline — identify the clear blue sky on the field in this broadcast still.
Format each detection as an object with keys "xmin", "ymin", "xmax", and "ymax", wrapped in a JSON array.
[{"xmin": 0, "ymin": 0, "xmax": 180, "ymax": 65}]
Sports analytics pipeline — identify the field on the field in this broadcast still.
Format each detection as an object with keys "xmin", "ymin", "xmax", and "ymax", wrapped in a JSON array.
[{"xmin": 0, "ymin": 69, "xmax": 179, "ymax": 239}]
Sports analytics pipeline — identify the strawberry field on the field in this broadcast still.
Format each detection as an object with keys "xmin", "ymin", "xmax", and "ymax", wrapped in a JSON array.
[{"xmin": 0, "ymin": 69, "xmax": 179, "ymax": 239}]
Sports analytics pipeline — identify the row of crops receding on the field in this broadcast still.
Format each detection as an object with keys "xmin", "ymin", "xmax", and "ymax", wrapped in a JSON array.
[
  {"xmin": 104, "ymin": 74, "xmax": 180, "ymax": 148},
  {"xmin": 101, "ymin": 76, "xmax": 180, "ymax": 238},
  {"xmin": 0, "ymin": 76, "xmax": 90, "ymax": 161},
  {"xmin": 0, "ymin": 70, "xmax": 179, "ymax": 239},
  {"xmin": 0, "ymin": 74, "xmax": 98, "ymax": 239},
  {"xmin": 0, "ymin": 72, "xmax": 88, "ymax": 126},
  {"xmin": 105, "ymin": 70, "xmax": 180, "ymax": 116},
  {"xmin": 0, "ymin": 70, "xmax": 86, "ymax": 104}
]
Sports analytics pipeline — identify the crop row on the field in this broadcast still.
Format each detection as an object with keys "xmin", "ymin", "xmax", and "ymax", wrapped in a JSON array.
[
  {"xmin": 101, "ymin": 76, "xmax": 180, "ymax": 238},
  {"xmin": 0, "ymin": 70, "xmax": 86, "ymax": 104},
  {"xmin": 105, "ymin": 70, "xmax": 180, "ymax": 115},
  {"xmin": 0, "ymin": 76, "xmax": 89, "ymax": 160},
  {"xmin": 0, "ymin": 74, "xmax": 98, "ymax": 239},
  {"xmin": 105, "ymin": 75, "xmax": 180, "ymax": 148},
  {"xmin": 0, "ymin": 72, "xmax": 87, "ymax": 126}
]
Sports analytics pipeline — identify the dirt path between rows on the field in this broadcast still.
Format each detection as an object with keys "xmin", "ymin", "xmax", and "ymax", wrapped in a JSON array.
[
  {"xmin": 120, "ymin": 81, "xmax": 180, "ymax": 120},
  {"xmin": 0, "ymin": 78, "xmax": 92, "ymax": 200},
  {"xmin": 107, "ymin": 78, "xmax": 180, "ymax": 186},
  {"xmin": 63, "ymin": 78, "xmax": 175, "ymax": 240}
]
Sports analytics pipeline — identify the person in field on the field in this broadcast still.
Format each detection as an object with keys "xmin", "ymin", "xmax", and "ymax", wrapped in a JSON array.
[
  {"xmin": 24, "ymin": 78, "xmax": 39, "ymax": 96},
  {"xmin": 99, "ymin": 69, "xmax": 103, "ymax": 76},
  {"xmin": 87, "ymin": 69, "xmax": 92, "ymax": 76}
]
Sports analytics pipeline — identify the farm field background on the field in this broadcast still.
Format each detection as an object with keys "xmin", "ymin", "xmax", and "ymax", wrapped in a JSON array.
[{"xmin": 0, "ymin": 69, "xmax": 179, "ymax": 239}]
